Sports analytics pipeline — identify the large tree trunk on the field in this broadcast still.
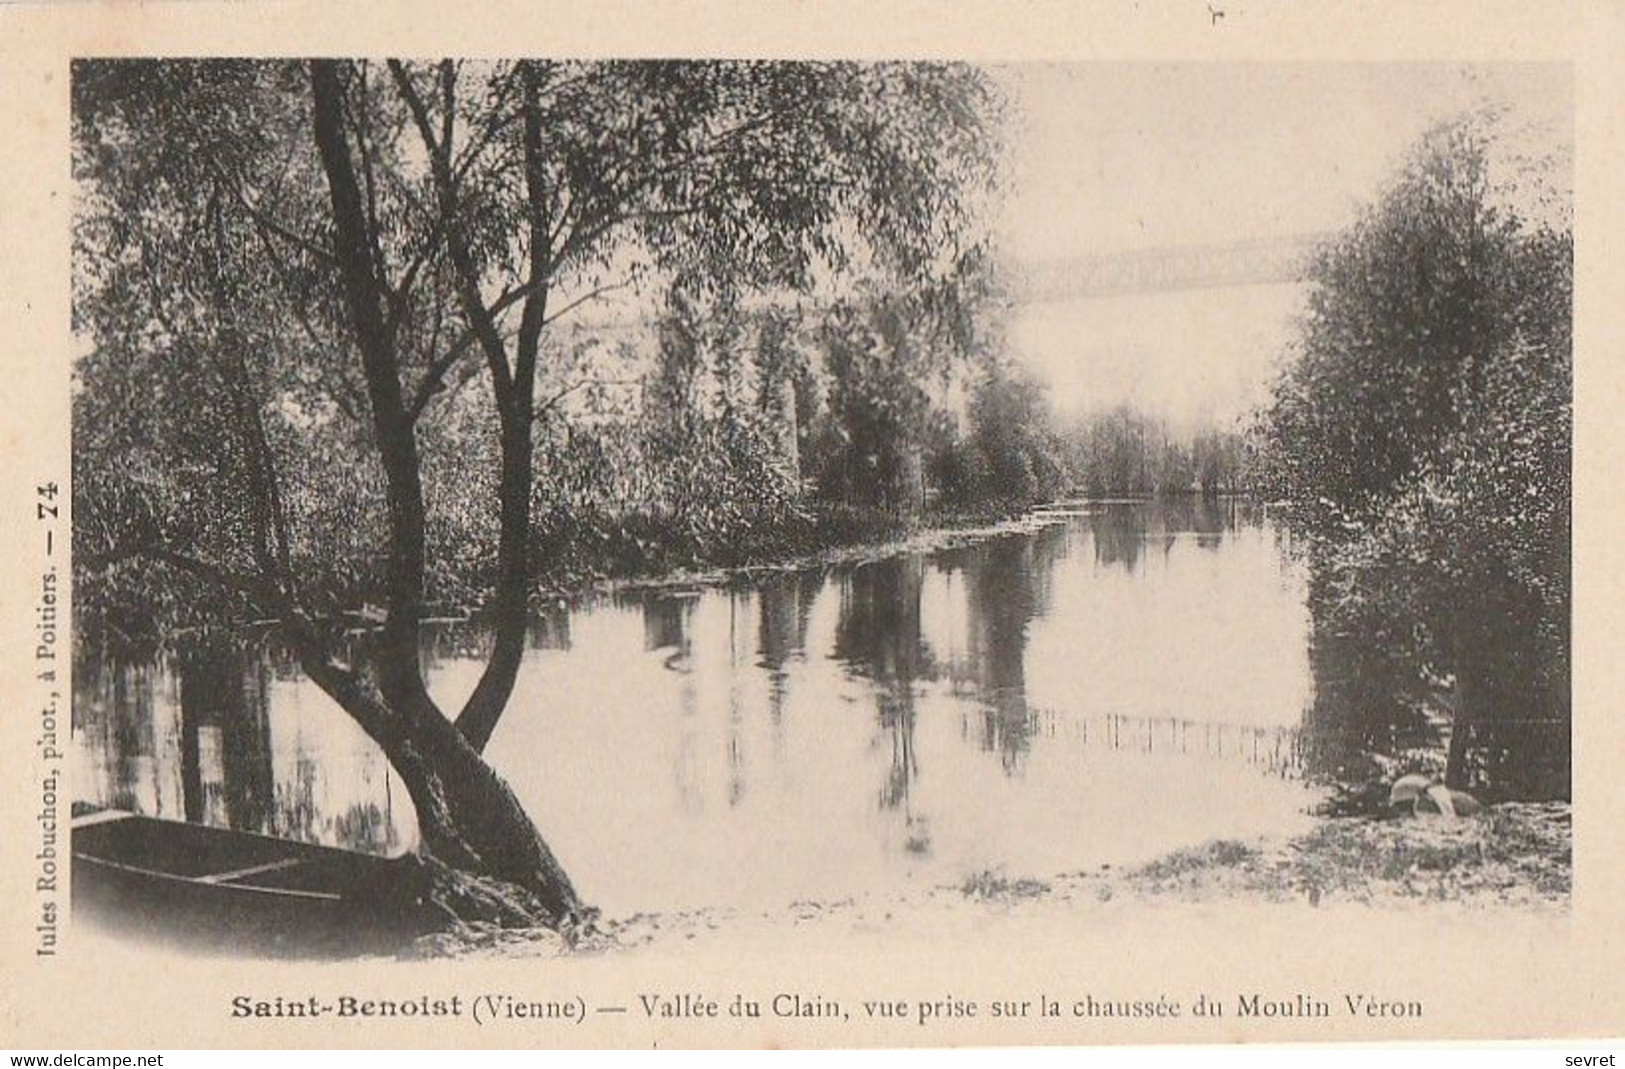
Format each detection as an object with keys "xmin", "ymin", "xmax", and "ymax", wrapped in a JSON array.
[
  {"xmin": 453, "ymin": 415, "xmax": 533, "ymax": 752},
  {"xmin": 299, "ymin": 651, "xmax": 581, "ymax": 923},
  {"xmin": 308, "ymin": 60, "xmax": 580, "ymax": 926},
  {"xmin": 380, "ymin": 704, "xmax": 579, "ymax": 921},
  {"xmin": 890, "ymin": 440, "xmax": 926, "ymax": 521}
]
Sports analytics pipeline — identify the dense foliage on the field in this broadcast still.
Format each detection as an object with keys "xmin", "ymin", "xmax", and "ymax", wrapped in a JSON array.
[
  {"xmin": 1052, "ymin": 407, "xmax": 1246, "ymax": 498},
  {"xmin": 73, "ymin": 59, "xmax": 1002, "ymax": 647},
  {"xmin": 1259, "ymin": 115, "xmax": 1571, "ymax": 799},
  {"xmin": 71, "ymin": 58, "xmax": 1005, "ymax": 909}
]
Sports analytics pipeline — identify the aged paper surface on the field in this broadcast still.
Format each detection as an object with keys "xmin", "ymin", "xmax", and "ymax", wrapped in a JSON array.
[{"xmin": 1, "ymin": 0, "xmax": 1622, "ymax": 1050}]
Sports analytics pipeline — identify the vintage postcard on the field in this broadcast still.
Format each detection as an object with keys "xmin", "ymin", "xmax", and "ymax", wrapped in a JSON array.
[{"xmin": 1, "ymin": 0, "xmax": 1622, "ymax": 1051}]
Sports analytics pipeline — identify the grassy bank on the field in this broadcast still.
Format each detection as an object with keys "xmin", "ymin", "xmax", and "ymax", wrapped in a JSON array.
[
  {"xmin": 1117, "ymin": 804, "xmax": 1570, "ymax": 910},
  {"xmin": 405, "ymin": 803, "xmax": 1570, "ymax": 959},
  {"xmin": 946, "ymin": 804, "xmax": 1570, "ymax": 915}
]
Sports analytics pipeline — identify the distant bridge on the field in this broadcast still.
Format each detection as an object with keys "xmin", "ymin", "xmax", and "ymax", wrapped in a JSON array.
[{"xmin": 1013, "ymin": 232, "xmax": 1333, "ymax": 302}]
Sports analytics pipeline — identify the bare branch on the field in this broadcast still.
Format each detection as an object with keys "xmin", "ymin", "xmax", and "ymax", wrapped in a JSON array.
[
  {"xmin": 513, "ymin": 60, "xmax": 553, "ymax": 392},
  {"xmin": 535, "ymin": 375, "xmax": 640, "ymax": 418},
  {"xmin": 540, "ymin": 280, "xmax": 634, "ymax": 327},
  {"xmin": 389, "ymin": 58, "xmax": 515, "ymax": 403},
  {"xmin": 230, "ymin": 186, "xmax": 340, "ymax": 269},
  {"xmin": 405, "ymin": 275, "xmax": 633, "ymax": 424},
  {"xmin": 439, "ymin": 60, "xmax": 457, "ymax": 162}
]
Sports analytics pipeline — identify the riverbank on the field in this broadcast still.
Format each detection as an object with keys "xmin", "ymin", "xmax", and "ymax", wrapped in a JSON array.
[
  {"xmin": 532, "ymin": 492, "xmax": 1259, "ymax": 602},
  {"xmin": 570, "ymin": 506, "xmax": 1071, "ymax": 599},
  {"xmin": 526, "ymin": 497, "xmax": 1059, "ymax": 602},
  {"xmin": 407, "ymin": 803, "xmax": 1571, "ymax": 959},
  {"xmin": 1115, "ymin": 803, "xmax": 1570, "ymax": 909}
]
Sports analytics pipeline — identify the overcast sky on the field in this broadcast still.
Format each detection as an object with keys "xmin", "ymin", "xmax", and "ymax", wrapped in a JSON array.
[{"xmin": 995, "ymin": 63, "xmax": 1572, "ymax": 429}]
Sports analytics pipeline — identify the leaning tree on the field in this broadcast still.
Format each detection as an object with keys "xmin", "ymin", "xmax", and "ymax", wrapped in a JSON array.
[{"xmin": 72, "ymin": 58, "xmax": 1002, "ymax": 922}]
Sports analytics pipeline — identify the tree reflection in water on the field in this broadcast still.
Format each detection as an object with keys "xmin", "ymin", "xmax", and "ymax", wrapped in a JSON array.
[
  {"xmin": 75, "ymin": 503, "xmax": 1334, "ymax": 911},
  {"xmin": 78, "ymin": 643, "xmax": 405, "ymax": 856},
  {"xmin": 958, "ymin": 529, "xmax": 1064, "ymax": 772},
  {"xmin": 832, "ymin": 557, "xmax": 936, "ymax": 850},
  {"xmin": 756, "ymin": 573, "xmax": 823, "ymax": 745},
  {"xmin": 642, "ymin": 594, "xmax": 703, "ymax": 813}
]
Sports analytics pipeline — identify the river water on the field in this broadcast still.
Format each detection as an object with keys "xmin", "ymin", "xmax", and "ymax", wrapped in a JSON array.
[{"xmin": 73, "ymin": 499, "xmax": 1324, "ymax": 915}]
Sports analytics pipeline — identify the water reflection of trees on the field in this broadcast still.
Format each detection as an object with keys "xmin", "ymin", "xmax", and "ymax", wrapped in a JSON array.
[
  {"xmin": 1088, "ymin": 497, "xmax": 1243, "ymax": 571},
  {"xmin": 1296, "ymin": 554, "xmax": 1572, "ymax": 799},
  {"xmin": 832, "ymin": 557, "xmax": 935, "ymax": 847},
  {"xmin": 961, "ymin": 533, "xmax": 1056, "ymax": 772},
  {"xmin": 78, "ymin": 659, "xmax": 164, "ymax": 816},
  {"xmin": 1090, "ymin": 505, "xmax": 1146, "ymax": 572},
  {"xmin": 724, "ymin": 590, "xmax": 752, "ymax": 808},
  {"xmin": 77, "ymin": 645, "xmax": 403, "ymax": 855},
  {"xmin": 756, "ymin": 573, "xmax": 824, "ymax": 732},
  {"xmin": 1297, "ymin": 567, "xmax": 1440, "ymax": 781},
  {"xmin": 177, "ymin": 648, "xmax": 274, "ymax": 832},
  {"xmin": 826, "ymin": 525, "xmax": 1070, "ymax": 799},
  {"xmin": 642, "ymin": 594, "xmax": 698, "ymax": 670},
  {"xmin": 640, "ymin": 595, "xmax": 703, "ymax": 812}
]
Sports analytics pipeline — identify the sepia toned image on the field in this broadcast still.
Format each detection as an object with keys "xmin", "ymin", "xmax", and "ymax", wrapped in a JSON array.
[
  {"xmin": 64, "ymin": 55, "xmax": 1573, "ymax": 954},
  {"xmin": 2, "ymin": 0, "xmax": 1620, "ymax": 1052}
]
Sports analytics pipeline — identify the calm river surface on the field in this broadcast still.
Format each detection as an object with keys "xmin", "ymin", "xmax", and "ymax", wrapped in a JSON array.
[{"xmin": 74, "ymin": 499, "xmax": 1322, "ymax": 914}]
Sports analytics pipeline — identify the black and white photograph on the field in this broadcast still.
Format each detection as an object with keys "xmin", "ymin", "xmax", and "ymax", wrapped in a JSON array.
[{"xmin": 2, "ymin": 1, "xmax": 1619, "ymax": 1053}]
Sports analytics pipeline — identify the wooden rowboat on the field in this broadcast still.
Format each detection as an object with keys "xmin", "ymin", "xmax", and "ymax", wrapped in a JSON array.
[{"xmin": 72, "ymin": 809, "xmax": 443, "ymax": 957}]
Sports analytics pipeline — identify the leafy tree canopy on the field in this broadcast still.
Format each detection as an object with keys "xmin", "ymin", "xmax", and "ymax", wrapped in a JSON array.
[{"xmin": 72, "ymin": 59, "xmax": 1006, "ymax": 657}]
